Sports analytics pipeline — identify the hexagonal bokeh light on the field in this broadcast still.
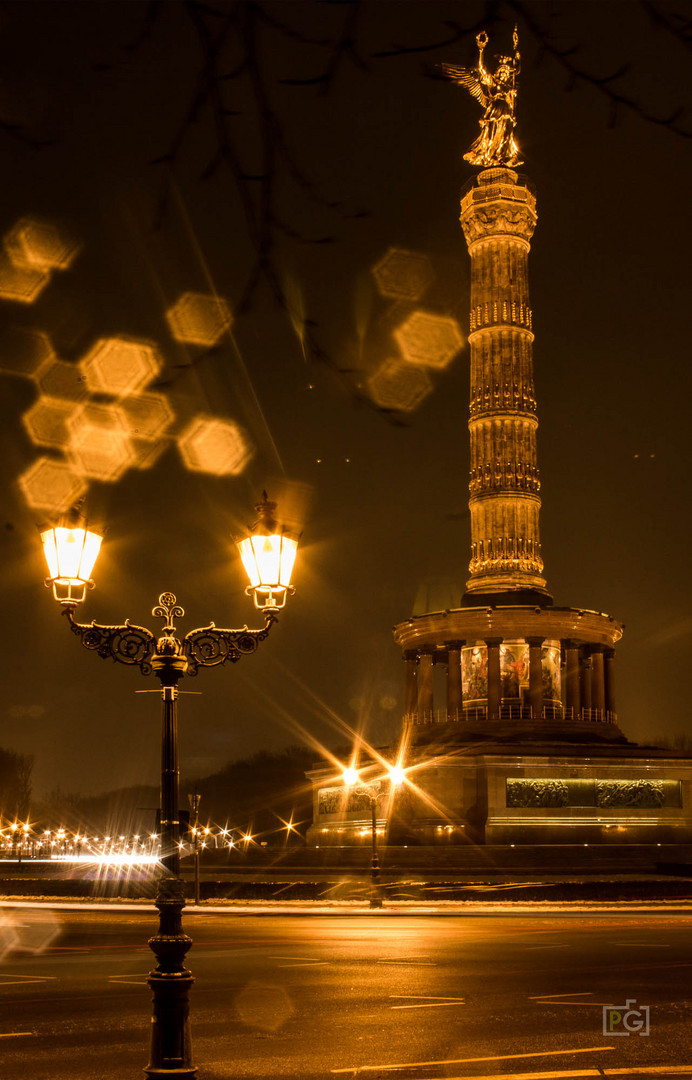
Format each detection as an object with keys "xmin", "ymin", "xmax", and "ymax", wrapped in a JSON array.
[
  {"xmin": 0, "ymin": 253, "xmax": 50, "ymax": 304},
  {"xmin": 22, "ymin": 397, "xmax": 76, "ymax": 449},
  {"xmin": 177, "ymin": 415, "xmax": 253, "ymax": 476},
  {"xmin": 4, "ymin": 217, "xmax": 78, "ymax": 272},
  {"xmin": 36, "ymin": 358, "xmax": 87, "ymax": 403},
  {"xmin": 80, "ymin": 337, "xmax": 162, "ymax": 397},
  {"xmin": 0, "ymin": 327, "xmax": 55, "ymax": 378},
  {"xmin": 67, "ymin": 402, "xmax": 134, "ymax": 482},
  {"xmin": 393, "ymin": 310, "xmax": 464, "ymax": 369},
  {"xmin": 166, "ymin": 292, "xmax": 233, "ymax": 346},
  {"xmin": 366, "ymin": 357, "xmax": 433, "ymax": 413},
  {"xmin": 372, "ymin": 248, "xmax": 434, "ymax": 301},
  {"xmin": 118, "ymin": 393, "xmax": 174, "ymax": 441},
  {"xmin": 18, "ymin": 456, "xmax": 87, "ymax": 514}
]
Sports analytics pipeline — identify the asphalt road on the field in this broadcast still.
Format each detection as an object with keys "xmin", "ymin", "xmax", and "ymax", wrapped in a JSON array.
[{"xmin": 0, "ymin": 907, "xmax": 690, "ymax": 1079}]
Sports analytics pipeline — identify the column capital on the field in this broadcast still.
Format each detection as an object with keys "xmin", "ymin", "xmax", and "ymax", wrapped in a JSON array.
[
  {"xmin": 444, "ymin": 640, "xmax": 465, "ymax": 650},
  {"xmin": 403, "ymin": 650, "xmax": 419, "ymax": 662},
  {"xmin": 563, "ymin": 639, "xmax": 580, "ymax": 651},
  {"xmin": 484, "ymin": 636, "xmax": 503, "ymax": 648},
  {"xmin": 525, "ymin": 636, "xmax": 545, "ymax": 649}
]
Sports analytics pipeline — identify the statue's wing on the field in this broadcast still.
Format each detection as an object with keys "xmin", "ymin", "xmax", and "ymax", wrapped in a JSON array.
[{"xmin": 439, "ymin": 63, "xmax": 488, "ymax": 105}]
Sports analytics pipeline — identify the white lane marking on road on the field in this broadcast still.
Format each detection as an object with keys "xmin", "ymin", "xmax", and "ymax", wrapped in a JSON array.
[
  {"xmin": 390, "ymin": 1001, "xmax": 465, "ymax": 1010},
  {"xmin": 532, "ymin": 992, "xmax": 617, "ymax": 1007},
  {"xmin": 0, "ymin": 1032, "xmax": 35, "ymax": 1038},
  {"xmin": 430, "ymin": 1072, "xmax": 601, "ymax": 1079},
  {"xmin": 611, "ymin": 942, "xmax": 671, "ymax": 947},
  {"xmin": 525, "ymin": 944, "xmax": 571, "ymax": 950},
  {"xmin": 266, "ymin": 956, "xmax": 324, "ymax": 961},
  {"xmin": 0, "ymin": 975, "xmax": 57, "ymax": 986},
  {"xmin": 435, "ymin": 1069, "xmax": 692, "ymax": 1079},
  {"xmin": 108, "ymin": 974, "xmax": 150, "ymax": 986},
  {"xmin": 277, "ymin": 962, "xmax": 330, "ymax": 968},
  {"xmin": 530, "ymin": 992, "xmax": 594, "ymax": 999},
  {"xmin": 377, "ymin": 958, "xmax": 435, "ymax": 965},
  {"xmin": 330, "ymin": 1045, "xmax": 615, "ymax": 1073},
  {"xmin": 538, "ymin": 1001, "xmax": 618, "ymax": 1007}
]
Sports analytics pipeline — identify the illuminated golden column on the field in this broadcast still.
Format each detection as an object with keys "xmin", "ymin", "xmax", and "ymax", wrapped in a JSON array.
[{"xmin": 460, "ymin": 167, "xmax": 550, "ymax": 603}]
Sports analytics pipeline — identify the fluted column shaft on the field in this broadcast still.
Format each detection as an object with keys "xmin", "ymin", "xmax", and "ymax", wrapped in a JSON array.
[{"xmin": 460, "ymin": 167, "xmax": 550, "ymax": 600}]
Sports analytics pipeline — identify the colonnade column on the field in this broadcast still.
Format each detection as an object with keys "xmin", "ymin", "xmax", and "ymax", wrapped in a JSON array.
[
  {"xmin": 564, "ymin": 640, "xmax": 581, "ymax": 719},
  {"xmin": 403, "ymin": 651, "xmax": 418, "ymax": 723},
  {"xmin": 580, "ymin": 649, "xmax": 592, "ymax": 714},
  {"xmin": 604, "ymin": 648, "xmax": 616, "ymax": 721},
  {"xmin": 418, "ymin": 650, "xmax": 434, "ymax": 723},
  {"xmin": 591, "ymin": 647, "xmax": 605, "ymax": 718},
  {"xmin": 446, "ymin": 641, "xmax": 463, "ymax": 721},
  {"xmin": 486, "ymin": 638, "xmax": 501, "ymax": 721},
  {"xmin": 527, "ymin": 637, "xmax": 544, "ymax": 721}
]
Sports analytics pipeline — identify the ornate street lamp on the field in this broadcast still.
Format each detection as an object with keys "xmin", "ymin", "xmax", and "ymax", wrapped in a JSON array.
[
  {"xmin": 343, "ymin": 765, "xmax": 404, "ymax": 910},
  {"xmin": 40, "ymin": 496, "xmax": 298, "ymax": 1078},
  {"xmin": 235, "ymin": 491, "xmax": 299, "ymax": 611}
]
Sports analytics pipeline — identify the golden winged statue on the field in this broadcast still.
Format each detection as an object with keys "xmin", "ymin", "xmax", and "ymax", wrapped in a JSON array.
[{"xmin": 441, "ymin": 28, "xmax": 523, "ymax": 167}]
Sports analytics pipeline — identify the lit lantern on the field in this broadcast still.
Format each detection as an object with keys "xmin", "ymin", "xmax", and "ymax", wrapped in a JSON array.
[
  {"xmin": 343, "ymin": 768, "xmax": 359, "ymax": 786},
  {"xmin": 235, "ymin": 492, "xmax": 299, "ymax": 611},
  {"xmin": 41, "ymin": 507, "xmax": 102, "ymax": 604}
]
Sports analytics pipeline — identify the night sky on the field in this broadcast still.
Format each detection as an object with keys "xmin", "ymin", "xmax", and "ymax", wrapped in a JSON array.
[{"xmin": 1, "ymin": 1, "xmax": 690, "ymax": 798}]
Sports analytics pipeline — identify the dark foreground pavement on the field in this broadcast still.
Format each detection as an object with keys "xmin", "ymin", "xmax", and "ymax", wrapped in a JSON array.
[{"xmin": 0, "ymin": 906, "xmax": 691, "ymax": 1079}]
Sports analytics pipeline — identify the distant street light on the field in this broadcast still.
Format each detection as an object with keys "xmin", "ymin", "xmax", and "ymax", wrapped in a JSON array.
[
  {"xmin": 40, "ymin": 495, "xmax": 298, "ymax": 1078},
  {"xmin": 343, "ymin": 764, "xmax": 404, "ymax": 909}
]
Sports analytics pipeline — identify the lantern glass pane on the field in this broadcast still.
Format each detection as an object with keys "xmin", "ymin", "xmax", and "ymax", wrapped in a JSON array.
[
  {"xmin": 251, "ymin": 534, "xmax": 282, "ymax": 587},
  {"xmin": 237, "ymin": 536, "xmax": 261, "ymax": 587},
  {"xmin": 55, "ymin": 527, "xmax": 85, "ymax": 579},
  {"xmin": 278, "ymin": 536, "xmax": 298, "ymax": 587},
  {"xmin": 41, "ymin": 529, "xmax": 60, "ymax": 579},
  {"xmin": 79, "ymin": 531, "xmax": 102, "ymax": 580}
]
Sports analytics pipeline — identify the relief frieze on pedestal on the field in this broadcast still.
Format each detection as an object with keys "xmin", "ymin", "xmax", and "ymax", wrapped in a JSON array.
[
  {"xmin": 595, "ymin": 779, "xmax": 666, "ymax": 808},
  {"xmin": 507, "ymin": 777, "xmax": 679, "ymax": 810},
  {"xmin": 507, "ymin": 778, "xmax": 569, "ymax": 808}
]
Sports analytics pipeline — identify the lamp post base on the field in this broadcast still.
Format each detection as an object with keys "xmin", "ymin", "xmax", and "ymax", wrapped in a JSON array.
[
  {"xmin": 369, "ymin": 854, "xmax": 383, "ymax": 910},
  {"xmin": 145, "ymin": 878, "xmax": 197, "ymax": 1077}
]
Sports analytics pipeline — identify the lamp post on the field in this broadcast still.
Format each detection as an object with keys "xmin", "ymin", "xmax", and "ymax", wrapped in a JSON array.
[
  {"xmin": 40, "ymin": 494, "xmax": 298, "ymax": 1077},
  {"xmin": 343, "ymin": 765, "xmax": 404, "ymax": 910}
]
